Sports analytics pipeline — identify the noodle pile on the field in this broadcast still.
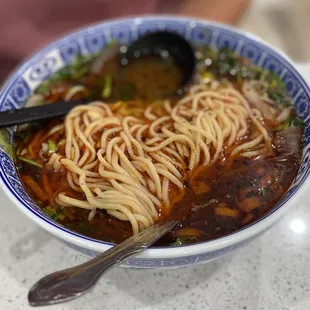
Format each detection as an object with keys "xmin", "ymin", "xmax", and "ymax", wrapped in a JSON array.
[{"xmin": 49, "ymin": 85, "xmax": 270, "ymax": 234}]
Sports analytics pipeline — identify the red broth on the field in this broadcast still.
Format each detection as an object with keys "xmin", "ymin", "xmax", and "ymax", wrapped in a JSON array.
[{"xmin": 14, "ymin": 46, "xmax": 303, "ymax": 247}]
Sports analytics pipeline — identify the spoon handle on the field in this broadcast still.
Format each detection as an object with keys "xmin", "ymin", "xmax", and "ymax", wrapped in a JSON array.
[
  {"xmin": 0, "ymin": 99, "xmax": 87, "ymax": 128},
  {"xmin": 28, "ymin": 220, "xmax": 178, "ymax": 307}
]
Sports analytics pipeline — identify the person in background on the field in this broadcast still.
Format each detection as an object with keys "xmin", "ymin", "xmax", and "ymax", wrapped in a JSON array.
[{"xmin": 0, "ymin": 0, "xmax": 249, "ymax": 80}]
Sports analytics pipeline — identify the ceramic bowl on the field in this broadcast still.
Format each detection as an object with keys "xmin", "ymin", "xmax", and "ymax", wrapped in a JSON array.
[{"xmin": 1, "ymin": 16, "xmax": 310, "ymax": 269}]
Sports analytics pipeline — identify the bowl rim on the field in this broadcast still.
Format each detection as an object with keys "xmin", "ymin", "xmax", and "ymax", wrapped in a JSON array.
[{"xmin": 1, "ymin": 15, "xmax": 309, "ymax": 260}]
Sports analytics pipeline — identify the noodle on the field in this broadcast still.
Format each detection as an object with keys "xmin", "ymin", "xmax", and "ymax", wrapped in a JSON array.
[{"xmin": 49, "ymin": 85, "xmax": 270, "ymax": 234}]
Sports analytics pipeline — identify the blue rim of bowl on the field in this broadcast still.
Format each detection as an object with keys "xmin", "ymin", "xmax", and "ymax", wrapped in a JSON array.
[{"xmin": 0, "ymin": 16, "xmax": 309, "ymax": 254}]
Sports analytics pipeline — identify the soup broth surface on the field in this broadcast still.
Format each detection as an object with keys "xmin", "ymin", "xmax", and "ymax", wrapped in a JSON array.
[{"xmin": 14, "ymin": 45, "xmax": 303, "ymax": 246}]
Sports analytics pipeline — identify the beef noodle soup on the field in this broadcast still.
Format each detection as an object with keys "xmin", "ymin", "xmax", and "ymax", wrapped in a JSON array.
[{"xmin": 14, "ymin": 43, "xmax": 304, "ymax": 246}]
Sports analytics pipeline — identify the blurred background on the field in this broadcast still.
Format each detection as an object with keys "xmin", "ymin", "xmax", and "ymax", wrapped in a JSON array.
[
  {"xmin": 0, "ymin": 0, "xmax": 309, "ymax": 80},
  {"xmin": 240, "ymin": 0, "xmax": 310, "ymax": 63}
]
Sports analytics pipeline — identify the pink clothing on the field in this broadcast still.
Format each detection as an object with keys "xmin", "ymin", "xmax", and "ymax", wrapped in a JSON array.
[{"xmin": 0, "ymin": 0, "xmax": 167, "ymax": 79}]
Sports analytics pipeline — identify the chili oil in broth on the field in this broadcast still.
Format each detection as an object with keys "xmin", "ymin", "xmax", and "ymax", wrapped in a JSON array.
[{"xmin": 14, "ymin": 46, "xmax": 303, "ymax": 246}]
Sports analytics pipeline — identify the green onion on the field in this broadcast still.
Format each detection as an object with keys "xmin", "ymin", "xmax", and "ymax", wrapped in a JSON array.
[
  {"xmin": 43, "ymin": 205, "xmax": 65, "ymax": 220},
  {"xmin": 49, "ymin": 67, "xmax": 72, "ymax": 83},
  {"xmin": 267, "ymin": 89, "xmax": 292, "ymax": 107},
  {"xmin": 71, "ymin": 52, "xmax": 98, "ymax": 80},
  {"xmin": 15, "ymin": 145, "xmax": 22, "ymax": 156},
  {"xmin": 260, "ymin": 70, "xmax": 269, "ymax": 81},
  {"xmin": 36, "ymin": 83, "xmax": 50, "ymax": 95},
  {"xmin": 236, "ymin": 71, "xmax": 243, "ymax": 88},
  {"xmin": 66, "ymin": 223, "xmax": 74, "ymax": 229},
  {"xmin": 18, "ymin": 157, "xmax": 43, "ymax": 168},
  {"xmin": 108, "ymin": 39, "xmax": 118, "ymax": 47},
  {"xmin": 201, "ymin": 71, "xmax": 214, "ymax": 81},
  {"xmin": 102, "ymin": 75, "xmax": 112, "ymax": 98},
  {"xmin": 48, "ymin": 140, "xmax": 56, "ymax": 155},
  {"xmin": 35, "ymin": 52, "xmax": 98, "ymax": 95},
  {"xmin": 267, "ymin": 71, "xmax": 286, "ymax": 90},
  {"xmin": 78, "ymin": 222, "xmax": 86, "ymax": 228},
  {"xmin": 169, "ymin": 237, "xmax": 187, "ymax": 247},
  {"xmin": 258, "ymin": 178, "xmax": 278, "ymax": 196},
  {"xmin": 277, "ymin": 116, "xmax": 305, "ymax": 130},
  {"xmin": 289, "ymin": 117, "xmax": 305, "ymax": 128},
  {"xmin": 120, "ymin": 84, "xmax": 134, "ymax": 101},
  {"xmin": 258, "ymin": 188, "xmax": 268, "ymax": 196}
]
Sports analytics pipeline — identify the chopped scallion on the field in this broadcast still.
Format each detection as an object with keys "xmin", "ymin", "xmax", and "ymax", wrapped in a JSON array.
[
  {"xmin": 43, "ymin": 205, "xmax": 65, "ymax": 220},
  {"xmin": 120, "ymin": 84, "xmax": 134, "ymax": 101},
  {"xmin": 102, "ymin": 75, "xmax": 112, "ymax": 98},
  {"xmin": 48, "ymin": 140, "xmax": 56, "ymax": 155},
  {"xmin": 18, "ymin": 157, "xmax": 43, "ymax": 168},
  {"xmin": 169, "ymin": 237, "xmax": 187, "ymax": 247},
  {"xmin": 66, "ymin": 223, "xmax": 74, "ymax": 229},
  {"xmin": 277, "ymin": 116, "xmax": 305, "ymax": 130}
]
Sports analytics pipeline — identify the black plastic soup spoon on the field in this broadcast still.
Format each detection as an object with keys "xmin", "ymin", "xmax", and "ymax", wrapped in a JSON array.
[{"xmin": 0, "ymin": 31, "xmax": 196, "ymax": 128}]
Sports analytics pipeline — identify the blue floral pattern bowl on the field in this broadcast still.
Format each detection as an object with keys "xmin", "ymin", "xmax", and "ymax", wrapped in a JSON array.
[{"xmin": 1, "ymin": 16, "xmax": 309, "ymax": 269}]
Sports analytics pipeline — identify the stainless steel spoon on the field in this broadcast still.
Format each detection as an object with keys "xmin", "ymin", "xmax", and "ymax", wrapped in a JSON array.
[{"xmin": 28, "ymin": 220, "xmax": 178, "ymax": 307}]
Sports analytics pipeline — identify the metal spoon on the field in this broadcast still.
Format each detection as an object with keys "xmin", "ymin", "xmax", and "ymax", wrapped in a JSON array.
[
  {"xmin": 28, "ymin": 220, "xmax": 178, "ymax": 307},
  {"xmin": 0, "ymin": 31, "xmax": 196, "ymax": 128}
]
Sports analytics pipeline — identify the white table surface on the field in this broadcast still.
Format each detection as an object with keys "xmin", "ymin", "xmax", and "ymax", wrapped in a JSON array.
[{"xmin": 1, "ymin": 64, "xmax": 310, "ymax": 310}]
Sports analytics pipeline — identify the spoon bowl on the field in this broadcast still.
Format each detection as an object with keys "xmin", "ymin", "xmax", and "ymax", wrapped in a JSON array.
[{"xmin": 120, "ymin": 31, "xmax": 196, "ymax": 95}]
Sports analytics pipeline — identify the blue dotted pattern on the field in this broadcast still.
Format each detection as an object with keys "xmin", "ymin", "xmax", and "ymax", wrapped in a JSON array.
[
  {"xmin": 84, "ymin": 33, "xmax": 107, "ymax": 54},
  {"xmin": 29, "ymin": 57, "xmax": 58, "ymax": 82},
  {"xmin": 59, "ymin": 41, "xmax": 81, "ymax": 64}
]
